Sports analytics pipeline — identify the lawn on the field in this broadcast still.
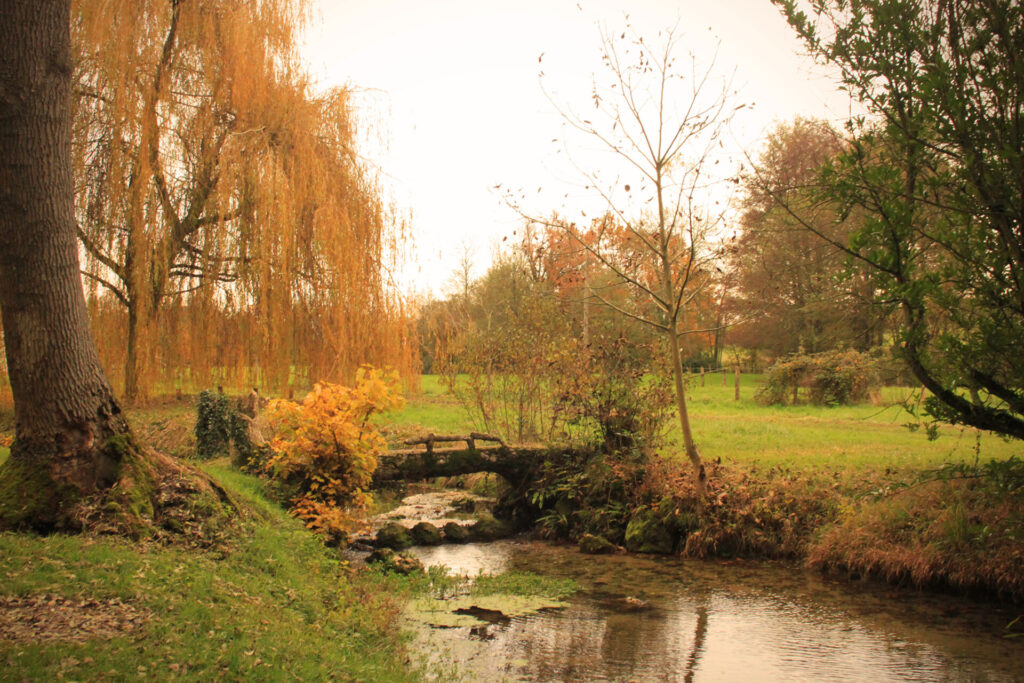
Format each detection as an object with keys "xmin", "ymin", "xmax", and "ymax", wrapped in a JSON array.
[
  {"xmin": 1, "ymin": 374, "xmax": 1018, "ymax": 473},
  {"xmin": 388, "ymin": 374, "xmax": 1021, "ymax": 472},
  {"xmin": 674, "ymin": 375, "xmax": 1020, "ymax": 470}
]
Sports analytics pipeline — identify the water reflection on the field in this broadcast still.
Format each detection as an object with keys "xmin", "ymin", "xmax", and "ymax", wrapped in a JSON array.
[{"xmin": 408, "ymin": 541, "xmax": 1022, "ymax": 682}]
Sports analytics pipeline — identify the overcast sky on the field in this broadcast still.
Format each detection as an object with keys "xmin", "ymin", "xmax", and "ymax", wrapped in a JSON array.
[{"xmin": 301, "ymin": 0, "xmax": 854, "ymax": 297}]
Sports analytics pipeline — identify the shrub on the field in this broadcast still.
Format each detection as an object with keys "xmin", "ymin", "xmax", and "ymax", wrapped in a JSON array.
[
  {"xmin": 555, "ymin": 338, "xmax": 674, "ymax": 454},
  {"xmin": 756, "ymin": 349, "xmax": 880, "ymax": 406},
  {"xmin": 195, "ymin": 390, "xmax": 232, "ymax": 459},
  {"xmin": 264, "ymin": 367, "xmax": 404, "ymax": 542}
]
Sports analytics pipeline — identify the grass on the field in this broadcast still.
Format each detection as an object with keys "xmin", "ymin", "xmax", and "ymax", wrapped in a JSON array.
[
  {"xmin": 381, "ymin": 375, "xmax": 477, "ymax": 446},
  {"xmin": 672, "ymin": 375, "xmax": 1020, "ymax": 471},
  {"xmin": 0, "ymin": 461, "xmax": 417, "ymax": 681},
  {"xmin": 390, "ymin": 374, "xmax": 1020, "ymax": 473}
]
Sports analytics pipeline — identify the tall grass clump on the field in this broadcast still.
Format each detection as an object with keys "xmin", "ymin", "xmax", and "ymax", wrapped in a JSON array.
[{"xmin": 808, "ymin": 462, "xmax": 1024, "ymax": 599}]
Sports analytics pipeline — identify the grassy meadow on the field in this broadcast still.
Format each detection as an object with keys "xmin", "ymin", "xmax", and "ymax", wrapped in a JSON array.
[{"xmin": 388, "ymin": 374, "xmax": 1020, "ymax": 472}]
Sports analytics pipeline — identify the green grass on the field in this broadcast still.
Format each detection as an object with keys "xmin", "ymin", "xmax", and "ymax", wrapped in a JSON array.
[
  {"xmin": 0, "ymin": 447, "xmax": 8, "ymax": 466},
  {"xmin": 0, "ymin": 462, "xmax": 416, "ymax": 681},
  {"xmin": 393, "ymin": 374, "xmax": 1021, "ymax": 473},
  {"xmin": 672, "ymin": 375, "xmax": 1020, "ymax": 471},
  {"xmin": 382, "ymin": 375, "xmax": 477, "ymax": 445}
]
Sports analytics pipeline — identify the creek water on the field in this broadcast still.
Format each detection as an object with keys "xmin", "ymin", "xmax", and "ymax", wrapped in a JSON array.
[{"xmin": 403, "ymin": 539, "xmax": 1022, "ymax": 682}]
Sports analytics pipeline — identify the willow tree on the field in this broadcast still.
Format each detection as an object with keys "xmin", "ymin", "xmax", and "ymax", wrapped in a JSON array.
[{"xmin": 72, "ymin": 0, "xmax": 413, "ymax": 400}]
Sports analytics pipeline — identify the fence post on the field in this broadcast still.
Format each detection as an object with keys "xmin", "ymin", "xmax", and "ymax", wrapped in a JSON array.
[
  {"xmin": 734, "ymin": 367, "xmax": 741, "ymax": 401},
  {"xmin": 722, "ymin": 368, "xmax": 727, "ymax": 386},
  {"xmin": 700, "ymin": 367, "xmax": 705, "ymax": 387}
]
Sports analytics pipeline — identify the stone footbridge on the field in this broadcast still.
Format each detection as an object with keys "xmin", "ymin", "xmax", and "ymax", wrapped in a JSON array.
[{"xmin": 373, "ymin": 433, "xmax": 550, "ymax": 486}]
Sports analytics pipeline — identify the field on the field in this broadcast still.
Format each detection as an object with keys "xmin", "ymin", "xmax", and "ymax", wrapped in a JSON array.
[{"xmin": 387, "ymin": 375, "xmax": 1020, "ymax": 473}]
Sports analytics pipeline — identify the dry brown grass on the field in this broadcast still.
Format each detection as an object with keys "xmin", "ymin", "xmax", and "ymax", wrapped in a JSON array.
[{"xmin": 808, "ymin": 479, "xmax": 1024, "ymax": 600}]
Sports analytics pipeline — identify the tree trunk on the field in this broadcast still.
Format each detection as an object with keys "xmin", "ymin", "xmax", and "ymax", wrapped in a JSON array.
[
  {"xmin": 125, "ymin": 305, "xmax": 141, "ymax": 403},
  {"xmin": 666, "ymin": 326, "xmax": 706, "ymax": 497},
  {"xmin": 123, "ymin": 301, "xmax": 156, "ymax": 404},
  {"xmin": 0, "ymin": 0, "xmax": 222, "ymax": 532}
]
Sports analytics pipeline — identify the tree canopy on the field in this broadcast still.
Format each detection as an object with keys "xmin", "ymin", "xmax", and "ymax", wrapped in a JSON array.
[
  {"xmin": 730, "ymin": 118, "xmax": 889, "ymax": 356},
  {"xmin": 70, "ymin": 0, "xmax": 414, "ymax": 400},
  {"xmin": 775, "ymin": 0, "xmax": 1024, "ymax": 439}
]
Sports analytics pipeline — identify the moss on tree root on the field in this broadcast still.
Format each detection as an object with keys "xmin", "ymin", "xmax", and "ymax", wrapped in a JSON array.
[
  {"xmin": 0, "ymin": 456, "xmax": 77, "ymax": 530},
  {"xmin": 0, "ymin": 433, "xmax": 235, "ymax": 541}
]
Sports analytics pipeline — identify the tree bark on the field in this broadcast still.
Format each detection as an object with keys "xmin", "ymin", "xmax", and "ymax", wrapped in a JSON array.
[
  {"xmin": 0, "ymin": 0, "xmax": 192, "ymax": 531},
  {"xmin": 666, "ymin": 325, "xmax": 706, "ymax": 497}
]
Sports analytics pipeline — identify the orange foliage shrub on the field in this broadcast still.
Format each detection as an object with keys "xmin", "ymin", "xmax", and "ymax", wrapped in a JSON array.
[{"xmin": 264, "ymin": 367, "xmax": 404, "ymax": 542}]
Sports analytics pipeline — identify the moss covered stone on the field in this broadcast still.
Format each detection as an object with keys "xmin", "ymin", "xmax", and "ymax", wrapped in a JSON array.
[
  {"xmin": 442, "ymin": 522, "xmax": 471, "ymax": 543},
  {"xmin": 579, "ymin": 533, "xmax": 617, "ymax": 554},
  {"xmin": 366, "ymin": 548, "xmax": 424, "ymax": 575},
  {"xmin": 375, "ymin": 522, "xmax": 413, "ymax": 550},
  {"xmin": 624, "ymin": 509, "xmax": 676, "ymax": 554},
  {"xmin": 470, "ymin": 517, "xmax": 514, "ymax": 541},
  {"xmin": 410, "ymin": 522, "xmax": 443, "ymax": 546}
]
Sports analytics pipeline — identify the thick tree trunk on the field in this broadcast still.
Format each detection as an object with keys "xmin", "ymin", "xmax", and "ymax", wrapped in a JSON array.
[
  {"xmin": 0, "ymin": 0, "xmax": 221, "ymax": 532},
  {"xmin": 0, "ymin": 0, "xmax": 131, "ymax": 528}
]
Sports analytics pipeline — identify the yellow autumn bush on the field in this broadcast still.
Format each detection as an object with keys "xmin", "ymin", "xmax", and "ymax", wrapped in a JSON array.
[{"xmin": 264, "ymin": 367, "xmax": 404, "ymax": 541}]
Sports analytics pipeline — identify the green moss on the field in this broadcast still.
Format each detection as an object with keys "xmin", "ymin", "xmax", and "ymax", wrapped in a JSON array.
[
  {"xmin": 410, "ymin": 522, "xmax": 443, "ymax": 545},
  {"xmin": 442, "ymin": 522, "xmax": 471, "ymax": 543},
  {"xmin": 470, "ymin": 516, "xmax": 514, "ymax": 541},
  {"xmin": 579, "ymin": 533, "xmax": 616, "ymax": 554},
  {"xmin": 376, "ymin": 522, "xmax": 413, "ymax": 549},
  {"xmin": 114, "ymin": 452, "xmax": 156, "ymax": 522},
  {"xmin": 624, "ymin": 509, "xmax": 676, "ymax": 554},
  {"xmin": 0, "ymin": 455, "xmax": 77, "ymax": 530},
  {"xmin": 104, "ymin": 433, "xmax": 134, "ymax": 461}
]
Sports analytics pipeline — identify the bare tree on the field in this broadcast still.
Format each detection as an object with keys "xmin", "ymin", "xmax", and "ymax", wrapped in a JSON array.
[{"xmin": 515, "ymin": 25, "xmax": 742, "ymax": 496}]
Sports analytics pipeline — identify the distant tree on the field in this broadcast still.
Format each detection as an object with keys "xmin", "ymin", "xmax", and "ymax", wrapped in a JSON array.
[
  {"xmin": 517, "ymin": 25, "xmax": 741, "ymax": 494},
  {"xmin": 775, "ymin": 0, "xmax": 1024, "ymax": 439},
  {"xmin": 0, "ymin": 0, "xmax": 210, "ymax": 531},
  {"xmin": 730, "ymin": 118, "xmax": 888, "ymax": 355},
  {"xmin": 443, "ymin": 253, "xmax": 570, "ymax": 442}
]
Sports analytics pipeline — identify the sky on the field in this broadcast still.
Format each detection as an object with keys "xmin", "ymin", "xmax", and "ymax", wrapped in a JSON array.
[{"xmin": 301, "ymin": 0, "xmax": 855, "ymax": 297}]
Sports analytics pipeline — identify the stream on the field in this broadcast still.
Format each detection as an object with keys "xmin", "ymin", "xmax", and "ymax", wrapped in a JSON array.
[{"xmin": 374, "ymin": 490, "xmax": 1023, "ymax": 681}]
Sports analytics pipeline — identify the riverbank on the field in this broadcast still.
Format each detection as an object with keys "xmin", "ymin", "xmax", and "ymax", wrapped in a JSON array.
[
  {"xmin": 0, "ymin": 460, "xmax": 417, "ymax": 680},
  {"xmin": 385, "ymin": 377, "xmax": 1024, "ymax": 602}
]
